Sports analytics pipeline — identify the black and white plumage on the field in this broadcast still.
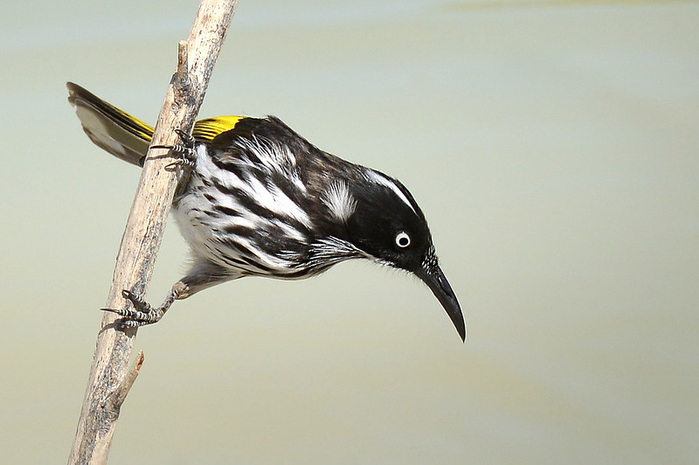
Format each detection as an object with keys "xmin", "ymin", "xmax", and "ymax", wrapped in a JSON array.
[{"xmin": 67, "ymin": 82, "xmax": 466, "ymax": 341}]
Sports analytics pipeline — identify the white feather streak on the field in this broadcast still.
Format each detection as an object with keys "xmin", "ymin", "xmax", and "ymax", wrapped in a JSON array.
[
  {"xmin": 322, "ymin": 181, "xmax": 357, "ymax": 222},
  {"xmin": 365, "ymin": 170, "xmax": 416, "ymax": 214}
]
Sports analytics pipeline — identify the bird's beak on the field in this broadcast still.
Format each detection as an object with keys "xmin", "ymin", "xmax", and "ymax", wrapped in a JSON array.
[{"xmin": 416, "ymin": 266, "xmax": 466, "ymax": 342}]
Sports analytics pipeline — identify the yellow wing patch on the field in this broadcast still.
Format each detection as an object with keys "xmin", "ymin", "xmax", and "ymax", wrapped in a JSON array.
[
  {"xmin": 108, "ymin": 104, "xmax": 154, "ymax": 142},
  {"xmin": 193, "ymin": 116, "xmax": 244, "ymax": 142}
]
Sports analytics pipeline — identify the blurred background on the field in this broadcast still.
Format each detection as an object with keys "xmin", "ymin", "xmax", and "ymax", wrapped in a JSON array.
[{"xmin": 1, "ymin": 0, "xmax": 697, "ymax": 463}]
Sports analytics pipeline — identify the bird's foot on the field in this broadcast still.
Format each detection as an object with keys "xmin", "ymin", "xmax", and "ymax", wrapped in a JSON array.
[
  {"xmin": 150, "ymin": 129, "xmax": 196, "ymax": 170},
  {"xmin": 102, "ymin": 289, "xmax": 169, "ymax": 328}
]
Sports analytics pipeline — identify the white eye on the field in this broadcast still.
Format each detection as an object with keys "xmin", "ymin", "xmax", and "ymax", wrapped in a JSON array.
[{"xmin": 395, "ymin": 231, "xmax": 411, "ymax": 248}]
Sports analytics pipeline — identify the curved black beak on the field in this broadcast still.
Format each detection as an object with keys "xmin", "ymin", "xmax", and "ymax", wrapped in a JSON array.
[{"xmin": 416, "ymin": 265, "xmax": 466, "ymax": 342}]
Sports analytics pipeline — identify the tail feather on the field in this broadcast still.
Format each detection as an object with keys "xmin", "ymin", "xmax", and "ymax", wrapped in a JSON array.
[{"xmin": 67, "ymin": 82, "xmax": 153, "ymax": 167}]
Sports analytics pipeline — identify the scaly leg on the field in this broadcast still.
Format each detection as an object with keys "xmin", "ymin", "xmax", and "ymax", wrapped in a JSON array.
[
  {"xmin": 150, "ymin": 129, "xmax": 197, "ymax": 170},
  {"xmin": 104, "ymin": 281, "xmax": 188, "ymax": 328},
  {"xmin": 103, "ymin": 260, "xmax": 238, "ymax": 328}
]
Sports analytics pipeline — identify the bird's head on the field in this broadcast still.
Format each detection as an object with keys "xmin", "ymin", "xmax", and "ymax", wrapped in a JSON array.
[{"xmin": 324, "ymin": 169, "xmax": 466, "ymax": 341}]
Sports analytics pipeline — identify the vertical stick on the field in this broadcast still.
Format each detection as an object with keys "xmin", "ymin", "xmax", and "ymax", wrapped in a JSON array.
[{"xmin": 68, "ymin": 1, "xmax": 239, "ymax": 463}]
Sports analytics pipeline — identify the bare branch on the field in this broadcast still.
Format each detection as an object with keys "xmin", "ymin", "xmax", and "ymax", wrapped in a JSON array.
[{"xmin": 68, "ymin": 1, "xmax": 239, "ymax": 463}]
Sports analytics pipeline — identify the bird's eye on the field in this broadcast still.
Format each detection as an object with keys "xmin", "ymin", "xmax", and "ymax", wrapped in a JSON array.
[{"xmin": 395, "ymin": 231, "xmax": 411, "ymax": 249}]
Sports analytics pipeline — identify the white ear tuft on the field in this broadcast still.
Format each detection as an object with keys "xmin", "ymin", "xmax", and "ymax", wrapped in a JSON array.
[{"xmin": 322, "ymin": 181, "xmax": 357, "ymax": 222}]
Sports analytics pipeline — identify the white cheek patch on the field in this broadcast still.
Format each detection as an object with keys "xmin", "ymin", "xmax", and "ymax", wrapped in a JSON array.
[{"xmin": 322, "ymin": 181, "xmax": 357, "ymax": 223}]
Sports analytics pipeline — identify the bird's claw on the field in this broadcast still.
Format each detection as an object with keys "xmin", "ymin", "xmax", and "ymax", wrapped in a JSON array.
[
  {"xmin": 101, "ymin": 289, "xmax": 166, "ymax": 328},
  {"xmin": 150, "ymin": 129, "xmax": 196, "ymax": 170}
]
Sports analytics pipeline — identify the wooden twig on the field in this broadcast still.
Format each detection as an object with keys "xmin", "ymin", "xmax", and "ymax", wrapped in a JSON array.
[{"xmin": 68, "ymin": 1, "xmax": 238, "ymax": 463}]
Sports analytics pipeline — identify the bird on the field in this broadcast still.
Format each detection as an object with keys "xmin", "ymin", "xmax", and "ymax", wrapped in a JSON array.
[{"xmin": 67, "ymin": 82, "xmax": 466, "ymax": 341}]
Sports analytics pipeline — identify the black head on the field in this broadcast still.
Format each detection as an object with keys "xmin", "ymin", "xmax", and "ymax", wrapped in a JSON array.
[{"xmin": 340, "ymin": 169, "xmax": 466, "ymax": 341}]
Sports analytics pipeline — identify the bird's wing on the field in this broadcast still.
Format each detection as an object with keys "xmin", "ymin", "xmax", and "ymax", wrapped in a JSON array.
[
  {"xmin": 68, "ymin": 82, "xmax": 252, "ymax": 166},
  {"xmin": 192, "ymin": 116, "xmax": 246, "ymax": 142},
  {"xmin": 198, "ymin": 116, "xmax": 271, "ymax": 150}
]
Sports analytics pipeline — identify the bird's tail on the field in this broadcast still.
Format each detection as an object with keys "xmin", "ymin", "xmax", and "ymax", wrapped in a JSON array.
[{"xmin": 67, "ymin": 82, "xmax": 153, "ymax": 167}]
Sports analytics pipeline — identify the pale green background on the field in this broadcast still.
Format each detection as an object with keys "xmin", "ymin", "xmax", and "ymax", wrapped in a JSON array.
[{"xmin": 1, "ymin": 0, "xmax": 697, "ymax": 463}]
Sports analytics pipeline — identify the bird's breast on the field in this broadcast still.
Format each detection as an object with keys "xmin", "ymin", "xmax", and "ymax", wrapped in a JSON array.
[{"xmin": 172, "ymin": 144, "xmax": 317, "ymax": 276}]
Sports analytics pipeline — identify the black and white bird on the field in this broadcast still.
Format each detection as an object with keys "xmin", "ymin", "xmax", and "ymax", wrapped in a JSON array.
[{"xmin": 67, "ymin": 82, "xmax": 466, "ymax": 341}]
